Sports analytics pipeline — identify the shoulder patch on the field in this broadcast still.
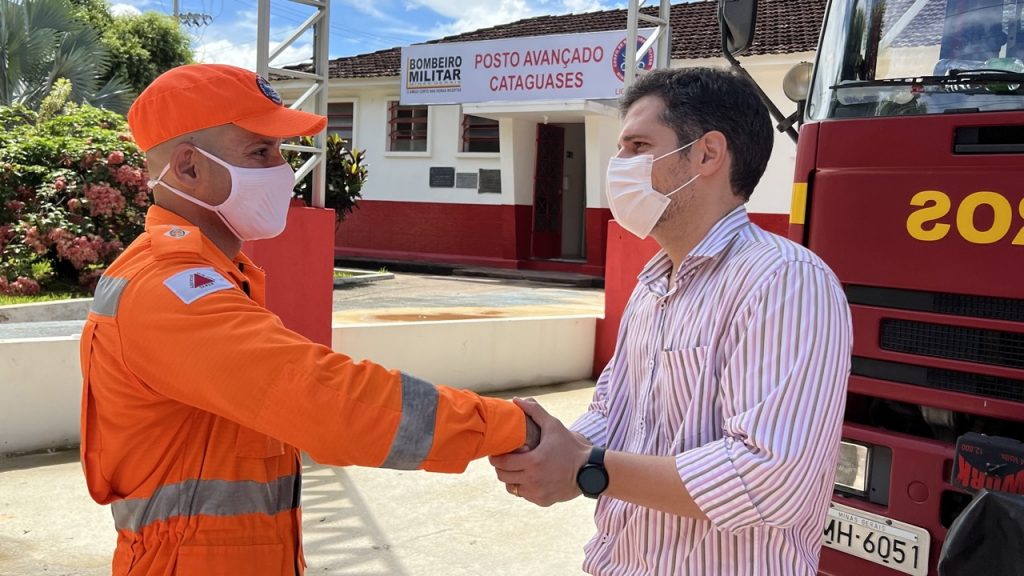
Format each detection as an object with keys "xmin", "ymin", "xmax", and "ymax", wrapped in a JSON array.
[
  {"xmin": 163, "ymin": 267, "xmax": 234, "ymax": 304},
  {"xmin": 150, "ymin": 225, "xmax": 202, "ymax": 259}
]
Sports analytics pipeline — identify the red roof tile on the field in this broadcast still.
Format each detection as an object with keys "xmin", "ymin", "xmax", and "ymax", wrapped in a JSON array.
[{"xmin": 315, "ymin": 0, "xmax": 824, "ymax": 80}]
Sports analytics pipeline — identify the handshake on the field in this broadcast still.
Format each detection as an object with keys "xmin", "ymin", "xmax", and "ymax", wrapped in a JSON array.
[{"xmin": 489, "ymin": 398, "xmax": 598, "ymax": 507}]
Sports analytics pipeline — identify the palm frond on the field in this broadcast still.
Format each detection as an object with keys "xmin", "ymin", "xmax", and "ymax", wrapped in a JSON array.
[
  {"xmin": 49, "ymin": 27, "xmax": 108, "ymax": 99},
  {"xmin": 24, "ymin": 0, "xmax": 78, "ymax": 33},
  {"xmin": 0, "ymin": 0, "xmax": 137, "ymax": 112},
  {"xmin": 87, "ymin": 75, "xmax": 134, "ymax": 113}
]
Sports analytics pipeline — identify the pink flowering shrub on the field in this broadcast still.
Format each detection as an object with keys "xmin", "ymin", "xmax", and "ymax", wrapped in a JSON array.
[{"xmin": 0, "ymin": 104, "xmax": 149, "ymax": 294}]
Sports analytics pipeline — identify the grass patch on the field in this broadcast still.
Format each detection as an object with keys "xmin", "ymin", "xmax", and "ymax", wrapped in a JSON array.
[
  {"xmin": 0, "ymin": 279, "xmax": 91, "ymax": 306},
  {"xmin": 334, "ymin": 268, "xmax": 390, "ymax": 279},
  {"xmin": 0, "ymin": 291, "xmax": 85, "ymax": 306}
]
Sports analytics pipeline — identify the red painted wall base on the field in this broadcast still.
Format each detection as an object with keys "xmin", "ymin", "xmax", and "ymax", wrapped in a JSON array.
[
  {"xmin": 334, "ymin": 200, "xmax": 612, "ymax": 277},
  {"xmin": 244, "ymin": 203, "xmax": 336, "ymax": 347},
  {"xmin": 594, "ymin": 213, "xmax": 789, "ymax": 376}
]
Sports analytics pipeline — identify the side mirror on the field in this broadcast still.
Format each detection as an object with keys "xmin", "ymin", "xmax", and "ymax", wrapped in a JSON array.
[
  {"xmin": 719, "ymin": 0, "xmax": 758, "ymax": 56},
  {"xmin": 783, "ymin": 62, "xmax": 814, "ymax": 103}
]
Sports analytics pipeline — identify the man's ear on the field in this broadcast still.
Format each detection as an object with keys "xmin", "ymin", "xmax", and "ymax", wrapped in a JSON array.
[
  {"xmin": 167, "ymin": 143, "xmax": 201, "ymax": 190},
  {"xmin": 694, "ymin": 130, "xmax": 728, "ymax": 179}
]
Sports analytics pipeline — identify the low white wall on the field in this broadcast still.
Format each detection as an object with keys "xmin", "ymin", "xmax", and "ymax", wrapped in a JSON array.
[
  {"xmin": 0, "ymin": 299, "xmax": 92, "ymax": 323},
  {"xmin": 332, "ymin": 315, "xmax": 598, "ymax": 393},
  {"xmin": 0, "ymin": 315, "xmax": 598, "ymax": 455},
  {"xmin": 0, "ymin": 336, "xmax": 82, "ymax": 456}
]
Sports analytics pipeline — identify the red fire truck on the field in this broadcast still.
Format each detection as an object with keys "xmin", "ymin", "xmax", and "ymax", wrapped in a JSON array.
[{"xmin": 719, "ymin": 1, "xmax": 1024, "ymax": 575}]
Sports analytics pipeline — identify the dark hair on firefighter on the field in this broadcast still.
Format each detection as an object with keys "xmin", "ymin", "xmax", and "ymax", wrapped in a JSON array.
[{"xmin": 619, "ymin": 67, "xmax": 773, "ymax": 200}]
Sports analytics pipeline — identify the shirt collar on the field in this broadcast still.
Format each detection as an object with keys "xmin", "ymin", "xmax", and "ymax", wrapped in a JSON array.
[
  {"xmin": 638, "ymin": 206, "xmax": 749, "ymax": 286},
  {"xmin": 144, "ymin": 205, "xmax": 255, "ymax": 273}
]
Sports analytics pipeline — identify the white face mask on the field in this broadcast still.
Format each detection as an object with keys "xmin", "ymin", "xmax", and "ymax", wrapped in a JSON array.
[
  {"xmin": 149, "ymin": 146, "xmax": 296, "ymax": 241},
  {"xmin": 605, "ymin": 138, "xmax": 701, "ymax": 239}
]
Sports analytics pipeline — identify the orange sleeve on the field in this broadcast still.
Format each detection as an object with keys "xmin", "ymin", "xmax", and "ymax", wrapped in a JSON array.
[{"xmin": 117, "ymin": 263, "xmax": 525, "ymax": 471}]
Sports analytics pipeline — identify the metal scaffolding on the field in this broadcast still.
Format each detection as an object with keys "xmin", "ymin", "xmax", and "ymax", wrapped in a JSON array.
[
  {"xmin": 625, "ymin": 0, "xmax": 672, "ymax": 88},
  {"xmin": 256, "ymin": 0, "xmax": 330, "ymax": 208}
]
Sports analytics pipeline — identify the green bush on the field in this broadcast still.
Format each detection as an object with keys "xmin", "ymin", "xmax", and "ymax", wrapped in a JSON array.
[
  {"xmin": 286, "ymin": 133, "xmax": 366, "ymax": 226},
  {"xmin": 0, "ymin": 94, "xmax": 148, "ymax": 295}
]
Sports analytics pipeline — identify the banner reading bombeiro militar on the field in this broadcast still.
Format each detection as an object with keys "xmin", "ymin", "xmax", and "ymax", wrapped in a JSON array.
[{"xmin": 400, "ymin": 28, "xmax": 659, "ymax": 105}]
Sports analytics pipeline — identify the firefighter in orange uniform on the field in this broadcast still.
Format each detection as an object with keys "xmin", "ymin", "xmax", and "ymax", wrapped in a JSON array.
[{"xmin": 80, "ymin": 63, "xmax": 538, "ymax": 575}]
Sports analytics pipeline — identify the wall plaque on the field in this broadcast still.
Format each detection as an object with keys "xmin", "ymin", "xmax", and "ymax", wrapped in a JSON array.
[
  {"xmin": 429, "ymin": 167, "xmax": 456, "ymax": 188},
  {"xmin": 478, "ymin": 169, "xmax": 501, "ymax": 194},
  {"xmin": 456, "ymin": 172, "xmax": 479, "ymax": 189}
]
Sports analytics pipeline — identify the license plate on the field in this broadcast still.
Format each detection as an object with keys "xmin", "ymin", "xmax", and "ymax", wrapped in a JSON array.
[{"xmin": 822, "ymin": 502, "xmax": 929, "ymax": 576}]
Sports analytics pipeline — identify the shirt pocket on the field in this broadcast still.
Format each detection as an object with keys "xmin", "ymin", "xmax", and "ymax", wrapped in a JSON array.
[
  {"xmin": 657, "ymin": 345, "xmax": 711, "ymax": 452},
  {"xmin": 235, "ymin": 425, "xmax": 285, "ymax": 459}
]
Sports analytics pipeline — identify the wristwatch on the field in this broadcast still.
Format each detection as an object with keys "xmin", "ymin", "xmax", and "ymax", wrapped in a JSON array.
[{"xmin": 576, "ymin": 446, "xmax": 609, "ymax": 499}]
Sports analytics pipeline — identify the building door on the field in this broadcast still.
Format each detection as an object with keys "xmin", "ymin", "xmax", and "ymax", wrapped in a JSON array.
[
  {"xmin": 558, "ymin": 123, "xmax": 586, "ymax": 260},
  {"xmin": 532, "ymin": 123, "xmax": 564, "ymax": 259}
]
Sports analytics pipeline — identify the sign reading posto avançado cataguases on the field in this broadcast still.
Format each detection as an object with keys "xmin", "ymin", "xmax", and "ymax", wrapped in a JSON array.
[{"xmin": 399, "ymin": 28, "xmax": 658, "ymax": 105}]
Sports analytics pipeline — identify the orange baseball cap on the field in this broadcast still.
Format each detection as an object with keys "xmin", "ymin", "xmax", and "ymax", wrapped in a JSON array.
[{"xmin": 127, "ymin": 63, "xmax": 327, "ymax": 152}]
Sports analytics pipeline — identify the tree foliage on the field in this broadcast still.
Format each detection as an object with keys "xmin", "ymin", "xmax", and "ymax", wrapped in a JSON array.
[
  {"xmin": 101, "ymin": 11, "xmax": 194, "ymax": 94},
  {"xmin": 67, "ymin": 0, "xmax": 112, "ymax": 29},
  {"xmin": 67, "ymin": 0, "xmax": 193, "ymax": 94},
  {"xmin": 0, "ymin": 85, "xmax": 150, "ymax": 294}
]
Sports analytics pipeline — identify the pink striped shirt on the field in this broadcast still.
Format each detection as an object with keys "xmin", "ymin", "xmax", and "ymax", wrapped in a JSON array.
[{"xmin": 572, "ymin": 207, "xmax": 852, "ymax": 575}]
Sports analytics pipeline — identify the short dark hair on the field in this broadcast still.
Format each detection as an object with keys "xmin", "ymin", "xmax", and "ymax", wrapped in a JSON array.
[{"xmin": 619, "ymin": 67, "xmax": 773, "ymax": 200}]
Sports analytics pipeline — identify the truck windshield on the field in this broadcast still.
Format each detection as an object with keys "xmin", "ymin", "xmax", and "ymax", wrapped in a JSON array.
[{"xmin": 808, "ymin": 0, "xmax": 1024, "ymax": 119}]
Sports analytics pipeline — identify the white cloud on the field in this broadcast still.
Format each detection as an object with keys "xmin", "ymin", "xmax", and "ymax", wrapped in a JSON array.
[
  {"xmin": 195, "ymin": 38, "xmax": 314, "ymax": 70},
  {"xmin": 338, "ymin": 0, "xmax": 390, "ymax": 21},
  {"xmin": 110, "ymin": 0, "xmax": 156, "ymax": 8},
  {"xmin": 405, "ymin": 0, "xmax": 613, "ymax": 38},
  {"xmin": 561, "ymin": 0, "xmax": 609, "ymax": 12},
  {"xmin": 193, "ymin": 8, "xmax": 317, "ymax": 71},
  {"xmin": 110, "ymin": 3, "xmax": 142, "ymax": 16}
]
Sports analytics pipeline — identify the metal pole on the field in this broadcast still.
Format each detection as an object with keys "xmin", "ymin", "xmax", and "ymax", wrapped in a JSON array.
[
  {"xmin": 658, "ymin": 0, "xmax": 670, "ymax": 68},
  {"xmin": 172, "ymin": 0, "xmax": 179, "ymax": 17},
  {"xmin": 625, "ymin": 0, "xmax": 671, "ymax": 88},
  {"xmin": 256, "ymin": 0, "xmax": 328, "ymax": 208},
  {"xmin": 311, "ymin": 0, "xmax": 329, "ymax": 208},
  {"xmin": 256, "ymin": 0, "xmax": 271, "ymax": 78},
  {"xmin": 626, "ymin": 0, "xmax": 640, "ymax": 87}
]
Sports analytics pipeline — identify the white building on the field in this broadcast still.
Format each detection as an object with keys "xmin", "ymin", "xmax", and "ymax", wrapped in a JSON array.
[{"xmin": 276, "ymin": 0, "xmax": 823, "ymax": 277}]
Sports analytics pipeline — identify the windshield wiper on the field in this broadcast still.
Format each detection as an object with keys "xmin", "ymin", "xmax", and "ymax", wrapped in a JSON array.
[{"xmin": 832, "ymin": 70, "xmax": 1024, "ymax": 90}]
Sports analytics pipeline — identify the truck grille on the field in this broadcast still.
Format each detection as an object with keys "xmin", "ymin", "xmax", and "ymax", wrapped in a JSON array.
[
  {"xmin": 846, "ymin": 286, "xmax": 1024, "ymax": 322},
  {"xmin": 880, "ymin": 319, "xmax": 1024, "ymax": 370},
  {"xmin": 932, "ymin": 293, "xmax": 1024, "ymax": 322},
  {"xmin": 852, "ymin": 357, "xmax": 1024, "ymax": 402},
  {"xmin": 845, "ymin": 286, "xmax": 1024, "ymax": 402}
]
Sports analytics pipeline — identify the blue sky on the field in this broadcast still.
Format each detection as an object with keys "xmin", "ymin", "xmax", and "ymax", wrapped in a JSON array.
[{"xmin": 109, "ymin": 0, "xmax": 634, "ymax": 71}]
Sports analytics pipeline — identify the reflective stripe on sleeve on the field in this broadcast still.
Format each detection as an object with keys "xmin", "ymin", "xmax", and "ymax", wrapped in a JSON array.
[
  {"xmin": 90, "ymin": 276, "xmax": 129, "ymax": 317},
  {"xmin": 380, "ymin": 373, "xmax": 438, "ymax": 470},
  {"xmin": 111, "ymin": 474, "xmax": 299, "ymax": 533}
]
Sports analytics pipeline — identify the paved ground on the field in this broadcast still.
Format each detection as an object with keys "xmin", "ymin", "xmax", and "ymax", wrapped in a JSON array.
[
  {"xmin": 0, "ymin": 382, "xmax": 598, "ymax": 576},
  {"xmin": 332, "ymin": 273, "xmax": 604, "ymax": 324}
]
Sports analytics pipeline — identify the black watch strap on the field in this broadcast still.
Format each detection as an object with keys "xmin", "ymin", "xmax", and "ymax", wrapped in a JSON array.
[{"xmin": 577, "ymin": 446, "xmax": 609, "ymax": 499}]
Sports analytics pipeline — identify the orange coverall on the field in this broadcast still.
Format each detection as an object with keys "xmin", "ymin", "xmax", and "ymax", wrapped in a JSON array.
[{"xmin": 80, "ymin": 205, "xmax": 526, "ymax": 575}]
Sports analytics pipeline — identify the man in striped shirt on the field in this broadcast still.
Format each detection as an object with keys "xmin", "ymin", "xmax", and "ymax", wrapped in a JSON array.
[{"xmin": 491, "ymin": 67, "xmax": 853, "ymax": 575}]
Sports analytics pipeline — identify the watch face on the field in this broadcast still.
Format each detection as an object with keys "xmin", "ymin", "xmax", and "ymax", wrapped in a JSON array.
[{"xmin": 579, "ymin": 465, "xmax": 608, "ymax": 495}]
